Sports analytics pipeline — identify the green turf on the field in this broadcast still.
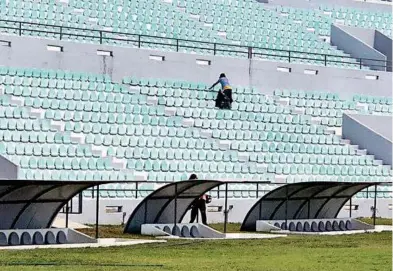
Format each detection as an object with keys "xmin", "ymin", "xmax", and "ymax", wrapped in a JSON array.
[
  {"xmin": 359, "ymin": 217, "xmax": 392, "ymax": 225},
  {"xmin": 0, "ymin": 221, "xmax": 391, "ymax": 271},
  {"xmin": 0, "ymin": 233, "xmax": 390, "ymax": 271}
]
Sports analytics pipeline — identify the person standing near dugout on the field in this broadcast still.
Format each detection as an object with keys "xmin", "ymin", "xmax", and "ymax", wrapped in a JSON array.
[{"xmin": 189, "ymin": 174, "xmax": 208, "ymax": 225}]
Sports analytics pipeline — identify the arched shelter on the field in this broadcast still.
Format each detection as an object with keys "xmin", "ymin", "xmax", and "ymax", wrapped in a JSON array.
[
  {"xmin": 241, "ymin": 182, "xmax": 380, "ymax": 231},
  {"xmin": 0, "ymin": 180, "xmax": 108, "ymax": 229},
  {"xmin": 124, "ymin": 180, "xmax": 224, "ymax": 233}
]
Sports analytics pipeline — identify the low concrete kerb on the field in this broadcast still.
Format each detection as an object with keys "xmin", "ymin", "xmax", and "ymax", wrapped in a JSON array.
[{"xmin": 0, "ymin": 239, "xmax": 166, "ymax": 250}]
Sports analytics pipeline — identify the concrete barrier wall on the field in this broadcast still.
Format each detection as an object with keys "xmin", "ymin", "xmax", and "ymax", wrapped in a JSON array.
[
  {"xmin": 0, "ymin": 156, "xmax": 18, "ymax": 180},
  {"xmin": 374, "ymin": 31, "xmax": 392, "ymax": 72},
  {"xmin": 0, "ymin": 35, "xmax": 391, "ymax": 98},
  {"xmin": 336, "ymin": 25, "xmax": 375, "ymax": 47},
  {"xmin": 331, "ymin": 24, "xmax": 387, "ymax": 71},
  {"xmin": 342, "ymin": 114, "xmax": 392, "ymax": 167}
]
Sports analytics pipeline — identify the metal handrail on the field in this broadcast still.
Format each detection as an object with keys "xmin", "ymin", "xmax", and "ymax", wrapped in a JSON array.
[
  {"xmin": 85, "ymin": 181, "xmax": 391, "ymax": 199},
  {"xmin": 0, "ymin": 19, "xmax": 391, "ymax": 70}
]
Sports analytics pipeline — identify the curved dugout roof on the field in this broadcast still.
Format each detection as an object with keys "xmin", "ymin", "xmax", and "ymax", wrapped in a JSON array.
[
  {"xmin": 124, "ymin": 180, "xmax": 223, "ymax": 233},
  {"xmin": 241, "ymin": 182, "xmax": 380, "ymax": 231},
  {"xmin": 0, "ymin": 180, "xmax": 108, "ymax": 229}
]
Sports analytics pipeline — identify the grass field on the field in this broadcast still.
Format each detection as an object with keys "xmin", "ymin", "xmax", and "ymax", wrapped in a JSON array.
[{"xmin": 0, "ymin": 219, "xmax": 391, "ymax": 271}]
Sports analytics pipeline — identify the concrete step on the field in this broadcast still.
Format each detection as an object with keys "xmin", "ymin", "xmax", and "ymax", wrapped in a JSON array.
[
  {"xmin": 70, "ymin": 133, "xmax": 85, "ymax": 144},
  {"xmin": 90, "ymin": 145, "xmax": 105, "ymax": 157},
  {"xmin": 356, "ymin": 149, "xmax": 368, "ymax": 156},
  {"xmin": 292, "ymin": 107, "xmax": 305, "ymax": 114},
  {"xmin": 340, "ymin": 139, "xmax": 351, "ymax": 145},
  {"xmin": 128, "ymin": 86, "xmax": 140, "ymax": 93},
  {"xmin": 274, "ymin": 175, "xmax": 287, "ymax": 184},
  {"xmin": 311, "ymin": 117, "xmax": 321, "ymax": 125},
  {"xmin": 164, "ymin": 107, "xmax": 176, "ymax": 116},
  {"xmin": 112, "ymin": 158, "xmax": 127, "ymax": 169},
  {"xmin": 238, "ymin": 153, "xmax": 249, "ymax": 162},
  {"xmin": 189, "ymin": 14, "xmax": 200, "ymax": 20},
  {"xmin": 275, "ymin": 98, "xmax": 289, "ymax": 106},
  {"xmin": 182, "ymin": 118, "xmax": 194, "ymax": 127},
  {"xmin": 134, "ymin": 172, "xmax": 148, "ymax": 181},
  {"xmin": 10, "ymin": 96, "xmax": 24, "ymax": 106},
  {"xmin": 219, "ymin": 140, "xmax": 231, "ymax": 150},
  {"xmin": 350, "ymin": 145, "xmax": 359, "ymax": 150},
  {"xmin": 355, "ymin": 105, "xmax": 367, "ymax": 112},
  {"xmin": 373, "ymin": 160, "xmax": 383, "ymax": 166},
  {"xmin": 217, "ymin": 31, "xmax": 227, "ymax": 38},
  {"xmin": 200, "ymin": 130, "xmax": 213, "ymax": 139},
  {"xmin": 327, "ymin": 127, "xmax": 342, "ymax": 136},
  {"xmin": 324, "ymin": 129, "xmax": 336, "ymax": 135},
  {"xmin": 51, "ymin": 121, "xmax": 64, "ymax": 131},
  {"xmin": 365, "ymin": 155, "xmax": 375, "ymax": 161},
  {"xmin": 146, "ymin": 96, "xmax": 158, "ymax": 105},
  {"xmin": 256, "ymin": 164, "xmax": 267, "ymax": 173},
  {"xmin": 29, "ymin": 108, "xmax": 45, "ymax": 119}
]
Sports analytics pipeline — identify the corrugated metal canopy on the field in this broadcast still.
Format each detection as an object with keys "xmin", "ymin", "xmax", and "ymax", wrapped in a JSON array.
[
  {"xmin": 0, "ymin": 180, "xmax": 108, "ymax": 229},
  {"xmin": 124, "ymin": 180, "xmax": 223, "ymax": 233},
  {"xmin": 241, "ymin": 182, "xmax": 380, "ymax": 231}
]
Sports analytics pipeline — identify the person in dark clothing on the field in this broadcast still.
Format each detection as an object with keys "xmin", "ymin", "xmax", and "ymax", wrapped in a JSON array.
[
  {"xmin": 209, "ymin": 73, "xmax": 233, "ymax": 109},
  {"xmin": 189, "ymin": 174, "xmax": 208, "ymax": 225}
]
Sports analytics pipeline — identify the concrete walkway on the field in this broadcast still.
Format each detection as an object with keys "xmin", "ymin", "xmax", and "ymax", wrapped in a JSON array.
[
  {"xmin": 158, "ymin": 233, "xmax": 288, "ymax": 240},
  {"xmin": 0, "ymin": 238, "xmax": 166, "ymax": 250}
]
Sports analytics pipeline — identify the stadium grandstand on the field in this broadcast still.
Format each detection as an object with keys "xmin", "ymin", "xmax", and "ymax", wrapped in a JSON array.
[{"xmin": 0, "ymin": 0, "xmax": 391, "ymax": 233}]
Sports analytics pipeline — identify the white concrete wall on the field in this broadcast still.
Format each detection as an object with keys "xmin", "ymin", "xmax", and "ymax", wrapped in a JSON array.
[
  {"xmin": 374, "ymin": 31, "xmax": 393, "ymax": 72},
  {"xmin": 336, "ymin": 25, "xmax": 376, "ymax": 48},
  {"xmin": 0, "ymin": 35, "xmax": 391, "ymax": 98},
  {"xmin": 343, "ymin": 114, "xmax": 392, "ymax": 167},
  {"xmin": 331, "ymin": 24, "xmax": 387, "ymax": 71},
  {"xmin": 0, "ymin": 156, "xmax": 18, "ymax": 180}
]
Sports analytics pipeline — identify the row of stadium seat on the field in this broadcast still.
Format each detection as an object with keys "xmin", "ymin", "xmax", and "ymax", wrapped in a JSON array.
[
  {"xmin": 171, "ymin": 0, "xmax": 361, "ymax": 68},
  {"xmin": 11, "ymin": 155, "xmax": 382, "ymax": 175},
  {"xmin": 322, "ymin": 5, "xmax": 391, "ymax": 37},
  {"xmin": 0, "ymin": 139, "xmax": 379, "ymax": 167},
  {"xmin": 0, "ymin": 128, "xmax": 342, "ymax": 144},
  {"xmin": 276, "ymin": 5, "xmax": 392, "ymax": 38},
  {"xmin": 0, "ymin": 117, "xmax": 327, "ymax": 136},
  {"xmin": 0, "ymin": 68, "xmax": 391, "ymax": 199},
  {"xmin": 4, "ymin": 72, "xmax": 389, "ymax": 122},
  {"xmin": 0, "ymin": 0, "xmax": 225, "ymax": 51},
  {"xmin": 0, "ymin": 67, "xmax": 111, "ymax": 81},
  {"xmin": 40, "ymin": 111, "xmax": 313, "ymax": 127},
  {"xmin": 274, "ymin": 89, "xmax": 392, "ymax": 121},
  {"xmin": 15, "ymin": 166, "xmax": 391, "ymax": 198},
  {"xmin": 0, "ymin": 138, "xmax": 360, "ymax": 155},
  {"xmin": 0, "ymin": 0, "xmax": 381, "ymax": 69}
]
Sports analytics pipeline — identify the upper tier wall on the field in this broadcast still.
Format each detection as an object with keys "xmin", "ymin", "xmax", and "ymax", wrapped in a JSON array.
[{"xmin": 0, "ymin": 35, "xmax": 391, "ymax": 98}]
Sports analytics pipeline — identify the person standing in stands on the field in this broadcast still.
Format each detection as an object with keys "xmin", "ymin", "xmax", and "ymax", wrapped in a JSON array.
[
  {"xmin": 189, "ymin": 174, "xmax": 208, "ymax": 225},
  {"xmin": 209, "ymin": 73, "xmax": 233, "ymax": 109}
]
